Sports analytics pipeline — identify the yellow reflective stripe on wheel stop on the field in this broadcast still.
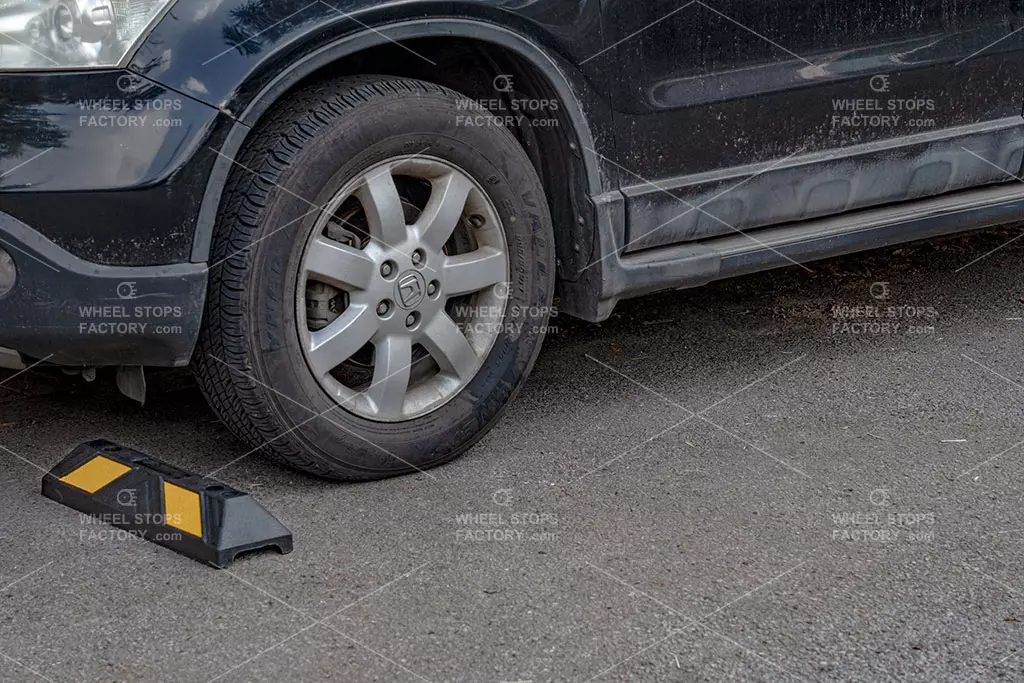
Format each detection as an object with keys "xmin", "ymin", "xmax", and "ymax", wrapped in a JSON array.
[
  {"xmin": 59, "ymin": 455, "xmax": 131, "ymax": 494},
  {"xmin": 163, "ymin": 482, "xmax": 203, "ymax": 537}
]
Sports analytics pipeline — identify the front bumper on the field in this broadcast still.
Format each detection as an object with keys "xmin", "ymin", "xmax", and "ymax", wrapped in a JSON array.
[
  {"xmin": 0, "ymin": 68, "xmax": 236, "ymax": 365},
  {"xmin": 0, "ymin": 211, "xmax": 206, "ymax": 366},
  {"xmin": 0, "ymin": 69, "xmax": 233, "ymax": 265}
]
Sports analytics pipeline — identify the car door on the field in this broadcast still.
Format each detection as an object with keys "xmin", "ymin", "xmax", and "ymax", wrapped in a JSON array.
[{"xmin": 592, "ymin": 0, "xmax": 1024, "ymax": 252}]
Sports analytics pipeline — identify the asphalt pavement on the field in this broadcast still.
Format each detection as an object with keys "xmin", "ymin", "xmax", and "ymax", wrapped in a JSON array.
[{"xmin": 2, "ymin": 226, "xmax": 1024, "ymax": 683}]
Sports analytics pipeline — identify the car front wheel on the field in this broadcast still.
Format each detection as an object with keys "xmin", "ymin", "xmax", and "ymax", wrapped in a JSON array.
[{"xmin": 192, "ymin": 76, "xmax": 555, "ymax": 480}]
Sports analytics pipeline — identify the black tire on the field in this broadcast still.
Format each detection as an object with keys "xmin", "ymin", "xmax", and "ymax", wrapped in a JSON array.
[{"xmin": 192, "ymin": 76, "xmax": 555, "ymax": 480}]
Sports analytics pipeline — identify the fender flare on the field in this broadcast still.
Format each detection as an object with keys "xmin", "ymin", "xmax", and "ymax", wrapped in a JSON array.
[{"xmin": 190, "ymin": 17, "xmax": 606, "ymax": 262}]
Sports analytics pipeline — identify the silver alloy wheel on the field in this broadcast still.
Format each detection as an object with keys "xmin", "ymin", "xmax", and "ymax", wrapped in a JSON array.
[{"xmin": 296, "ymin": 155, "xmax": 510, "ymax": 422}]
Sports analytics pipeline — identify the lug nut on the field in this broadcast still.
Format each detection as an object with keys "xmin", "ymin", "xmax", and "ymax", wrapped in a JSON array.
[
  {"xmin": 469, "ymin": 214, "xmax": 486, "ymax": 229},
  {"xmin": 411, "ymin": 250, "xmax": 424, "ymax": 266},
  {"xmin": 380, "ymin": 262, "xmax": 393, "ymax": 277},
  {"xmin": 377, "ymin": 301, "xmax": 390, "ymax": 316},
  {"xmin": 427, "ymin": 281, "xmax": 438, "ymax": 296},
  {"xmin": 405, "ymin": 313, "xmax": 417, "ymax": 328}
]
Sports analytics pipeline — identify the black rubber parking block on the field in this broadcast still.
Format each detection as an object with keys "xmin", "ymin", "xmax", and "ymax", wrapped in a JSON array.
[{"xmin": 42, "ymin": 440, "xmax": 293, "ymax": 568}]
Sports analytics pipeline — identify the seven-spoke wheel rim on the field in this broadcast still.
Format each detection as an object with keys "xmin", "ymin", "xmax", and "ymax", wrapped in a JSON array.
[{"xmin": 296, "ymin": 155, "xmax": 510, "ymax": 422}]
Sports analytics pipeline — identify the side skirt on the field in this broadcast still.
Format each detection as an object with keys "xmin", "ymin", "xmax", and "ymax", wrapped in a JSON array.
[{"xmin": 561, "ymin": 182, "xmax": 1024, "ymax": 322}]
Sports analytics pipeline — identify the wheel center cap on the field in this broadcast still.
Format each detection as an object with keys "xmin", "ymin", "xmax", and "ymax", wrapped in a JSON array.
[{"xmin": 395, "ymin": 270, "xmax": 426, "ymax": 309}]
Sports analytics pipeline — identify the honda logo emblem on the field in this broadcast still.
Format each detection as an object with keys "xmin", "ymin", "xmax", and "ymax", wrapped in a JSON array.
[{"xmin": 396, "ymin": 271, "xmax": 426, "ymax": 309}]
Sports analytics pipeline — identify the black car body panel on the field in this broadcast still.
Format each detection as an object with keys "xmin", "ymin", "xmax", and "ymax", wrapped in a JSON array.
[
  {"xmin": 600, "ymin": 0, "xmax": 1024, "ymax": 177},
  {"xmin": 596, "ymin": 0, "xmax": 1024, "ymax": 248},
  {"xmin": 129, "ymin": 0, "xmax": 608, "ymax": 124},
  {"xmin": 0, "ymin": 0, "xmax": 1022, "ymax": 365},
  {"xmin": 0, "ymin": 70, "xmax": 232, "ymax": 265}
]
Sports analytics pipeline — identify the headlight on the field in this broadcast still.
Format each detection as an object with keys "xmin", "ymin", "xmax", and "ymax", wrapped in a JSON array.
[{"xmin": 0, "ymin": 0, "xmax": 176, "ymax": 70}]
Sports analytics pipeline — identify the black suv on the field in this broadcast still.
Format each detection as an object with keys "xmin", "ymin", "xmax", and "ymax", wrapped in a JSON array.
[{"xmin": 1, "ymin": 0, "xmax": 1022, "ymax": 479}]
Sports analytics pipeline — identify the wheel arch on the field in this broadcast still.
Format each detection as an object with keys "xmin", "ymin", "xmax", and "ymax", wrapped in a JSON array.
[{"xmin": 190, "ymin": 19, "xmax": 614, "ymax": 288}]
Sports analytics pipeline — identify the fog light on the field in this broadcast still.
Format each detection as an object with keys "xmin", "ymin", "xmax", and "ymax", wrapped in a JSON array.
[{"xmin": 0, "ymin": 247, "xmax": 16, "ymax": 296}]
